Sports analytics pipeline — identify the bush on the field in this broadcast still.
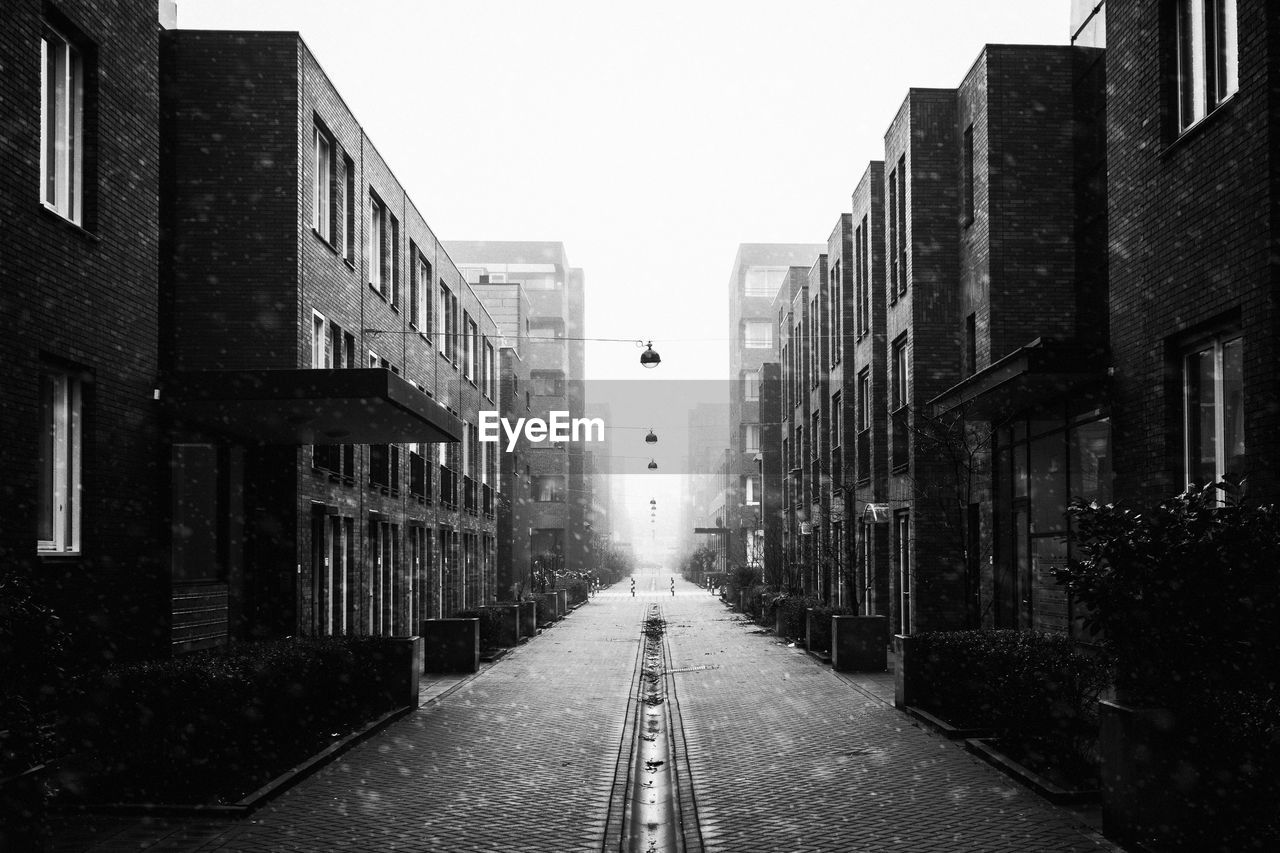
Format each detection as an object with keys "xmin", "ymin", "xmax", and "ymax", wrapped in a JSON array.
[
  {"xmin": 1, "ymin": 568, "xmax": 66, "ymax": 777},
  {"xmin": 60, "ymin": 637, "xmax": 409, "ymax": 804},
  {"xmin": 1057, "ymin": 486, "xmax": 1280, "ymax": 845},
  {"xmin": 912, "ymin": 630, "xmax": 1111, "ymax": 784},
  {"xmin": 454, "ymin": 609, "xmax": 501, "ymax": 651},
  {"xmin": 566, "ymin": 578, "xmax": 590, "ymax": 605},
  {"xmin": 774, "ymin": 595, "xmax": 815, "ymax": 640},
  {"xmin": 803, "ymin": 601, "xmax": 849, "ymax": 653}
]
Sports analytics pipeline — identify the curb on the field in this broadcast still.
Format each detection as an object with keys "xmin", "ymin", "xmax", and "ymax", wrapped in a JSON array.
[{"xmin": 963, "ymin": 738, "xmax": 1100, "ymax": 805}]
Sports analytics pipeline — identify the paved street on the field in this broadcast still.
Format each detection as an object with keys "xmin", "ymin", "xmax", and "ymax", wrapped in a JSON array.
[{"xmin": 56, "ymin": 576, "xmax": 1117, "ymax": 852}]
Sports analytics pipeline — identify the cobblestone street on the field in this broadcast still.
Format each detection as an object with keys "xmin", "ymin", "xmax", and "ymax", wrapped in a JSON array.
[{"xmin": 56, "ymin": 576, "xmax": 1119, "ymax": 852}]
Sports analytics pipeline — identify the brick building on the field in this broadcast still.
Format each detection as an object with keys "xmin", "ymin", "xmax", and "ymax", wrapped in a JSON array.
[
  {"xmin": 1, "ymin": 0, "xmax": 170, "ymax": 663},
  {"xmin": 726, "ymin": 244, "xmax": 822, "ymax": 578},
  {"xmin": 161, "ymin": 30, "xmax": 498, "ymax": 646},
  {"xmin": 448, "ymin": 242, "xmax": 593, "ymax": 579}
]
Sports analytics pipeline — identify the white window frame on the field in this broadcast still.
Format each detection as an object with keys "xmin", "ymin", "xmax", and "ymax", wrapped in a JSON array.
[
  {"xmin": 1183, "ymin": 331, "xmax": 1244, "ymax": 489},
  {"xmin": 1177, "ymin": 0, "xmax": 1238, "ymax": 131},
  {"xmin": 368, "ymin": 192, "xmax": 385, "ymax": 293},
  {"xmin": 311, "ymin": 311, "xmax": 329, "ymax": 369},
  {"xmin": 312, "ymin": 125, "xmax": 332, "ymax": 241},
  {"xmin": 41, "ymin": 26, "xmax": 83, "ymax": 224},
  {"xmin": 891, "ymin": 336, "xmax": 909, "ymax": 411},
  {"xmin": 744, "ymin": 320, "xmax": 773, "ymax": 349},
  {"xmin": 743, "ymin": 423, "xmax": 761, "ymax": 454},
  {"xmin": 38, "ymin": 369, "xmax": 82, "ymax": 554}
]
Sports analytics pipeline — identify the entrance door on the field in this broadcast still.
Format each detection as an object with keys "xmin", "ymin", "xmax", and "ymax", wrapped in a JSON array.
[{"xmin": 310, "ymin": 505, "xmax": 327, "ymax": 636}]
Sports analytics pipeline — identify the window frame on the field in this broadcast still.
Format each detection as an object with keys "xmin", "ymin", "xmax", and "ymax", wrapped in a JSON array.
[
  {"xmin": 744, "ymin": 320, "xmax": 773, "ymax": 350},
  {"xmin": 38, "ymin": 367, "xmax": 83, "ymax": 554},
  {"xmin": 312, "ymin": 122, "xmax": 334, "ymax": 243},
  {"xmin": 1182, "ymin": 330, "xmax": 1244, "ymax": 490},
  {"xmin": 368, "ymin": 191, "xmax": 386, "ymax": 295},
  {"xmin": 40, "ymin": 24, "xmax": 84, "ymax": 224},
  {"xmin": 1176, "ymin": 0, "xmax": 1239, "ymax": 133}
]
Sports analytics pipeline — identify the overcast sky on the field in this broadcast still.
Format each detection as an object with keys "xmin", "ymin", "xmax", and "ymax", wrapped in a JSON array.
[{"xmin": 178, "ymin": 0, "xmax": 1067, "ymax": 383}]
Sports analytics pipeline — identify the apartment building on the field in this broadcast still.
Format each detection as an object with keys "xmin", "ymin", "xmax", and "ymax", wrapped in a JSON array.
[
  {"xmin": 727, "ymin": 244, "xmax": 823, "ymax": 576},
  {"xmin": 448, "ymin": 242, "xmax": 592, "ymax": 578},
  {"xmin": 1, "ymin": 0, "xmax": 168, "ymax": 663},
  {"xmin": 161, "ymin": 30, "xmax": 498, "ymax": 646}
]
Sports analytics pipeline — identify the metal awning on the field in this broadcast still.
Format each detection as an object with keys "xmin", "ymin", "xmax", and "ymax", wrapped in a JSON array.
[
  {"xmin": 928, "ymin": 339, "xmax": 1108, "ymax": 420},
  {"xmin": 161, "ymin": 369, "xmax": 463, "ymax": 445}
]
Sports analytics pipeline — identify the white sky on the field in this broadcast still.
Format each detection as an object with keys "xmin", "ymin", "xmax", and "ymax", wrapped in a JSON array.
[
  {"xmin": 177, "ymin": 1, "xmax": 1068, "ymax": 554},
  {"xmin": 177, "ymin": 0, "xmax": 1066, "ymax": 383}
]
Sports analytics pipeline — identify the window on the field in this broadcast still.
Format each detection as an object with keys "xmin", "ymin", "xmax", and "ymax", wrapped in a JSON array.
[
  {"xmin": 888, "ymin": 165, "xmax": 899, "ymax": 298},
  {"xmin": 483, "ymin": 340, "xmax": 496, "ymax": 400},
  {"xmin": 529, "ymin": 318, "xmax": 564, "ymax": 339},
  {"xmin": 388, "ymin": 214, "xmax": 400, "ymax": 307},
  {"xmin": 438, "ymin": 281, "xmax": 458, "ymax": 361},
  {"xmin": 312, "ymin": 123, "xmax": 334, "ymax": 242},
  {"xmin": 414, "ymin": 253, "xmax": 433, "ymax": 337},
  {"xmin": 744, "ymin": 267, "xmax": 787, "ymax": 298},
  {"xmin": 830, "ymin": 260, "xmax": 842, "ymax": 366},
  {"xmin": 743, "ymin": 369, "xmax": 761, "ymax": 402},
  {"xmin": 744, "ymin": 320, "xmax": 772, "ymax": 349},
  {"xmin": 743, "ymin": 423, "xmax": 761, "ymax": 454},
  {"xmin": 38, "ymin": 367, "xmax": 82, "ymax": 553},
  {"xmin": 1184, "ymin": 332, "xmax": 1244, "ymax": 488},
  {"xmin": 857, "ymin": 369, "xmax": 871, "ymax": 432},
  {"xmin": 962, "ymin": 125, "xmax": 975, "ymax": 226},
  {"xmin": 532, "ymin": 475, "xmax": 565, "ymax": 502},
  {"xmin": 896, "ymin": 510, "xmax": 911, "ymax": 633},
  {"xmin": 369, "ymin": 192, "xmax": 387, "ymax": 294},
  {"xmin": 342, "ymin": 156, "xmax": 355, "ymax": 260},
  {"xmin": 1176, "ymin": 0, "xmax": 1238, "ymax": 131},
  {"xmin": 41, "ymin": 25, "xmax": 84, "ymax": 223},
  {"xmin": 896, "ymin": 155, "xmax": 907, "ymax": 296},
  {"xmin": 311, "ymin": 311, "xmax": 329, "ymax": 368},
  {"xmin": 891, "ymin": 334, "xmax": 909, "ymax": 410},
  {"xmin": 965, "ymin": 313, "xmax": 977, "ymax": 377},
  {"xmin": 531, "ymin": 371, "xmax": 564, "ymax": 396},
  {"xmin": 409, "ymin": 443, "xmax": 428, "ymax": 500},
  {"xmin": 809, "ymin": 296, "xmax": 820, "ymax": 386},
  {"xmin": 745, "ymin": 474, "xmax": 760, "ymax": 506},
  {"xmin": 857, "ymin": 214, "xmax": 870, "ymax": 337},
  {"xmin": 464, "ymin": 314, "xmax": 478, "ymax": 381}
]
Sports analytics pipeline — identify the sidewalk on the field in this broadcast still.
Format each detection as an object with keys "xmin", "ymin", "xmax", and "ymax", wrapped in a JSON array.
[
  {"xmin": 54, "ymin": 588, "xmax": 653, "ymax": 852},
  {"xmin": 660, "ymin": 587, "xmax": 1120, "ymax": 853}
]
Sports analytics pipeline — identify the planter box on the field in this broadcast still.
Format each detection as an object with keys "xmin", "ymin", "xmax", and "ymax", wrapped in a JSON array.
[
  {"xmin": 805, "ymin": 609, "xmax": 832, "ymax": 654},
  {"xmin": 486, "ymin": 604, "xmax": 521, "ymax": 647},
  {"xmin": 536, "ymin": 593, "xmax": 559, "ymax": 624},
  {"xmin": 831, "ymin": 615, "xmax": 887, "ymax": 672},
  {"xmin": 519, "ymin": 601, "xmax": 537, "ymax": 638},
  {"xmin": 1100, "ymin": 700, "xmax": 1188, "ymax": 850},
  {"xmin": 419, "ymin": 618, "xmax": 479, "ymax": 674},
  {"xmin": 965, "ymin": 738, "xmax": 1097, "ymax": 805},
  {"xmin": 894, "ymin": 633, "xmax": 924, "ymax": 708},
  {"xmin": 380, "ymin": 636, "xmax": 423, "ymax": 707},
  {"xmin": 555, "ymin": 589, "xmax": 568, "ymax": 617}
]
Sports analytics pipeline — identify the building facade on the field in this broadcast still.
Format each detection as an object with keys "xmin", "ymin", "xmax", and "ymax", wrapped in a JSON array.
[
  {"xmin": 2, "ymin": 0, "xmax": 169, "ymax": 664},
  {"xmin": 727, "ymin": 244, "xmax": 823, "ymax": 578},
  {"xmin": 162, "ymin": 30, "xmax": 499, "ymax": 646}
]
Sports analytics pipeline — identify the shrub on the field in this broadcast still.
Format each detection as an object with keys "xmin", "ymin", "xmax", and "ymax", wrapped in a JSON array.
[
  {"xmin": 566, "ymin": 578, "xmax": 590, "ymax": 605},
  {"xmin": 912, "ymin": 629, "xmax": 1111, "ymax": 784},
  {"xmin": 774, "ymin": 595, "xmax": 815, "ymax": 640},
  {"xmin": 1, "ymin": 568, "xmax": 66, "ymax": 777},
  {"xmin": 454, "ymin": 609, "xmax": 501, "ymax": 651},
  {"xmin": 60, "ymin": 637, "xmax": 408, "ymax": 804},
  {"xmin": 803, "ymin": 601, "xmax": 849, "ymax": 653}
]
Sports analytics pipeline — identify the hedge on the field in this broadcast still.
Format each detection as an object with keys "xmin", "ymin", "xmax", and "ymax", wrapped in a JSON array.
[{"xmin": 60, "ymin": 637, "xmax": 410, "ymax": 804}]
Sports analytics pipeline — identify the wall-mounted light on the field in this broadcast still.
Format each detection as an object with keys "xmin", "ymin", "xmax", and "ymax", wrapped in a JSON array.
[
  {"xmin": 645, "ymin": 429, "xmax": 658, "ymax": 444},
  {"xmin": 648, "ymin": 459, "xmax": 658, "ymax": 470}
]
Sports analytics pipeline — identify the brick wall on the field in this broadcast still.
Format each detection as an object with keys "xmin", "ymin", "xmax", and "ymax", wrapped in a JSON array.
[
  {"xmin": 1, "ymin": 0, "xmax": 164, "ymax": 662},
  {"xmin": 1107, "ymin": 0, "xmax": 1278, "ymax": 505}
]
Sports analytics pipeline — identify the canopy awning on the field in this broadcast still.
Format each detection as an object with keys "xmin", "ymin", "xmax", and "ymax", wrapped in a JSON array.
[
  {"xmin": 928, "ymin": 339, "xmax": 1108, "ymax": 420},
  {"xmin": 161, "ymin": 369, "xmax": 463, "ymax": 445}
]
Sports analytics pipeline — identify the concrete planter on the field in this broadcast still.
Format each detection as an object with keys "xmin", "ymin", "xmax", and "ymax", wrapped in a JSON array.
[
  {"xmin": 519, "ymin": 601, "xmax": 537, "ymax": 638},
  {"xmin": 1099, "ymin": 700, "xmax": 1195, "ymax": 850},
  {"xmin": 805, "ymin": 609, "xmax": 832, "ymax": 654},
  {"xmin": 419, "ymin": 618, "xmax": 479, "ymax": 674},
  {"xmin": 775, "ymin": 608, "xmax": 786, "ymax": 638},
  {"xmin": 384, "ymin": 636, "xmax": 423, "ymax": 707},
  {"xmin": 486, "ymin": 604, "xmax": 521, "ymax": 647},
  {"xmin": 893, "ymin": 633, "xmax": 923, "ymax": 708},
  {"xmin": 536, "ymin": 593, "xmax": 560, "ymax": 624},
  {"xmin": 555, "ymin": 588, "xmax": 568, "ymax": 617},
  {"xmin": 831, "ymin": 615, "xmax": 888, "ymax": 672}
]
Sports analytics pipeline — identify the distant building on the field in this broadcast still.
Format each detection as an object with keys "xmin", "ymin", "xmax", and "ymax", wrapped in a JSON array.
[
  {"xmin": 726, "ymin": 244, "xmax": 823, "ymax": 579},
  {"xmin": 448, "ymin": 242, "xmax": 592, "ymax": 580}
]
